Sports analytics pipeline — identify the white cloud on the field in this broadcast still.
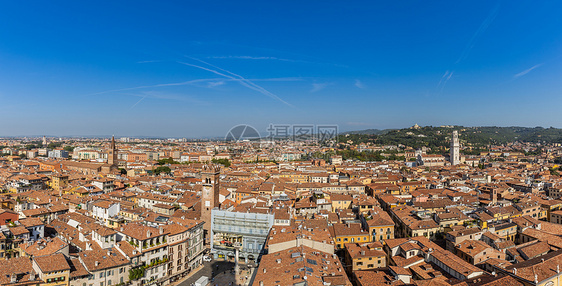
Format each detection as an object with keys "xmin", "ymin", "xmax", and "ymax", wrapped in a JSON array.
[
  {"xmin": 178, "ymin": 58, "xmax": 294, "ymax": 107},
  {"xmin": 456, "ymin": 3, "xmax": 500, "ymax": 63},
  {"xmin": 88, "ymin": 77, "xmax": 302, "ymax": 97},
  {"xmin": 436, "ymin": 70, "xmax": 454, "ymax": 92},
  {"xmin": 311, "ymin": 83, "xmax": 331, "ymax": 93},
  {"xmin": 208, "ymin": 55, "xmax": 304, "ymax": 63},
  {"xmin": 514, "ymin": 63, "xmax": 543, "ymax": 78},
  {"xmin": 207, "ymin": 81, "xmax": 225, "ymax": 88},
  {"xmin": 354, "ymin": 79, "xmax": 365, "ymax": 89}
]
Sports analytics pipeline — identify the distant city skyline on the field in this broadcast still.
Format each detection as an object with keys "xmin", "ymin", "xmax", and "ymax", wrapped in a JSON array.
[{"xmin": 1, "ymin": 1, "xmax": 562, "ymax": 137}]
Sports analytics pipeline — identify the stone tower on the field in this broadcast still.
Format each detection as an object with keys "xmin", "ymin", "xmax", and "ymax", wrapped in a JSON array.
[
  {"xmin": 491, "ymin": 188, "xmax": 497, "ymax": 205},
  {"xmin": 108, "ymin": 135, "xmax": 118, "ymax": 166},
  {"xmin": 450, "ymin": 130, "xmax": 460, "ymax": 165},
  {"xmin": 201, "ymin": 164, "xmax": 220, "ymax": 240}
]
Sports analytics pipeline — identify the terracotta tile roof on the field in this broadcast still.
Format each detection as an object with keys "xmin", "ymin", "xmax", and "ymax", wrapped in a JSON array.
[
  {"xmin": 391, "ymin": 255, "xmax": 425, "ymax": 268},
  {"xmin": 118, "ymin": 222, "xmax": 168, "ymax": 241},
  {"xmin": 79, "ymin": 248, "xmax": 129, "ymax": 271},
  {"xmin": 69, "ymin": 257, "xmax": 90, "ymax": 278},
  {"xmin": 18, "ymin": 217, "xmax": 44, "ymax": 228},
  {"xmin": 9, "ymin": 225, "xmax": 29, "ymax": 236},
  {"xmin": 21, "ymin": 237, "xmax": 68, "ymax": 257},
  {"xmin": 115, "ymin": 241, "xmax": 142, "ymax": 258},
  {"xmin": 354, "ymin": 268, "xmax": 405, "ymax": 285},
  {"xmin": 345, "ymin": 243, "xmax": 385, "ymax": 260},
  {"xmin": 254, "ymin": 245, "xmax": 351, "ymax": 286},
  {"xmin": 33, "ymin": 253, "xmax": 71, "ymax": 273},
  {"xmin": 0, "ymin": 256, "xmax": 42, "ymax": 285},
  {"xmin": 505, "ymin": 249, "xmax": 562, "ymax": 284},
  {"xmin": 517, "ymin": 241, "xmax": 551, "ymax": 260},
  {"xmin": 330, "ymin": 223, "xmax": 366, "ymax": 237}
]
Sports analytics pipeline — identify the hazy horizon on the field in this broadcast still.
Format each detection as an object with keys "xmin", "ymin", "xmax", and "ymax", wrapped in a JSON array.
[{"xmin": 2, "ymin": 124, "xmax": 562, "ymax": 139}]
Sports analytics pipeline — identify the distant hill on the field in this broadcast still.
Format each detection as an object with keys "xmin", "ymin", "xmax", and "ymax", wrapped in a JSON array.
[
  {"xmin": 343, "ymin": 129, "xmax": 393, "ymax": 135},
  {"xmin": 340, "ymin": 126, "xmax": 562, "ymax": 152}
]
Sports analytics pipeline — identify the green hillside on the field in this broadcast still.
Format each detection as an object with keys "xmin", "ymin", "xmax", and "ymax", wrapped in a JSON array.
[{"xmin": 339, "ymin": 126, "xmax": 562, "ymax": 152}]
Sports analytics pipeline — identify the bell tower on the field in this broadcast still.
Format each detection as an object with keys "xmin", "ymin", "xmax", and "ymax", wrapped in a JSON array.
[
  {"xmin": 201, "ymin": 164, "xmax": 220, "ymax": 241},
  {"xmin": 108, "ymin": 135, "xmax": 118, "ymax": 166},
  {"xmin": 450, "ymin": 130, "xmax": 460, "ymax": 165}
]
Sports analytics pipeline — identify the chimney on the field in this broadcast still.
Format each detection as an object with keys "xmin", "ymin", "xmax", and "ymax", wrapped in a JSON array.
[
  {"xmin": 147, "ymin": 230, "xmax": 151, "ymax": 238},
  {"xmin": 120, "ymin": 227, "xmax": 123, "ymax": 232},
  {"xmin": 29, "ymin": 272, "xmax": 35, "ymax": 281},
  {"xmin": 361, "ymin": 250, "xmax": 365, "ymax": 256},
  {"xmin": 263, "ymin": 268, "xmax": 266, "ymax": 273},
  {"xmin": 159, "ymin": 227, "xmax": 163, "ymax": 234},
  {"xmin": 10, "ymin": 274, "xmax": 16, "ymax": 283},
  {"xmin": 95, "ymin": 261, "xmax": 99, "ymax": 267}
]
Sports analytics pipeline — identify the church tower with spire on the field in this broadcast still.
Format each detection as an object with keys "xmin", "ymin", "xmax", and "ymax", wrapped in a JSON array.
[
  {"xmin": 108, "ymin": 135, "xmax": 118, "ymax": 166},
  {"xmin": 101, "ymin": 136, "xmax": 119, "ymax": 174}
]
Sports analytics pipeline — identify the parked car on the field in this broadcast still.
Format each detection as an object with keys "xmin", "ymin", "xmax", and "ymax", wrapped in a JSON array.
[{"xmin": 203, "ymin": 255, "xmax": 212, "ymax": 262}]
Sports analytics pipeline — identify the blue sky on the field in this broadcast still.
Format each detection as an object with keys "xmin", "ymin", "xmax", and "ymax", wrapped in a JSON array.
[{"xmin": 1, "ymin": 1, "xmax": 562, "ymax": 137}]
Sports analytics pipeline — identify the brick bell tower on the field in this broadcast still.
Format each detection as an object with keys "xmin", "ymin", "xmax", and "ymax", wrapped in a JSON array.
[
  {"xmin": 108, "ymin": 135, "xmax": 118, "ymax": 166},
  {"xmin": 200, "ymin": 164, "xmax": 220, "ymax": 242}
]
